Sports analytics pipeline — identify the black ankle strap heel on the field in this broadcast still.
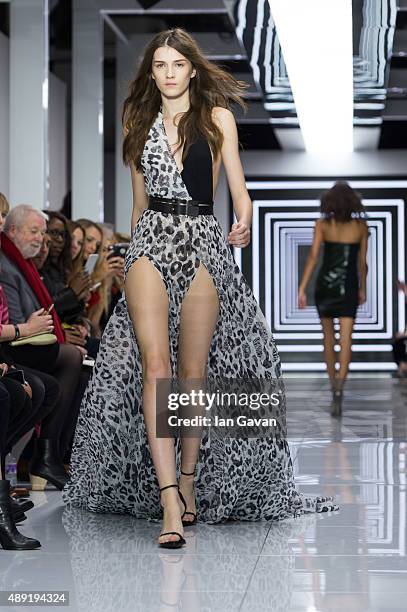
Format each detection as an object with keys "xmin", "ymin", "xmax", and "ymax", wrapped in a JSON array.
[
  {"xmin": 179, "ymin": 470, "xmax": 197, "ymax": 526},
  {"xmin": 158, "ymin": 484, "xmax": 186, "ymax": 549}
]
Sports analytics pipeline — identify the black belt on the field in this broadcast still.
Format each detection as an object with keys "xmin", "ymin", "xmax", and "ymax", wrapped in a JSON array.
[{"xmin": 148, "ymin": 196, "xmax": 214, "ymax": 217}]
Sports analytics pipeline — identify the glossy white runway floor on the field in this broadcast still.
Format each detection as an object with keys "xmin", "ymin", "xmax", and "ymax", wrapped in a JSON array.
[{"xmin": 1, "ymin": 376, "xmax": 406, "ymax": 612}]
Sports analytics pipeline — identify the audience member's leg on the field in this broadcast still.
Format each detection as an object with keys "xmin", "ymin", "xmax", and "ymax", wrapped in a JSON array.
[
  {"xmin": 59, "ymin": 366, "xmax": 90, "ymax": 462},
  {"xmin": 15, "ymin": 348, "xmax": 81, "ymax": 490},
  {"xmin": 5, "ymin": 367, "xmax": 60, "ymax": 451},
  {"xmin": 3, "ymin": 344, "xmax": 84, "ymax": 469},
  {"xmin": 3, "ymin": 344, "xmax": 60, "ymax": 374},
  {"xmin": 46, "ymin": 344, "xmax": 83, "ymax": 458},
  {"xmin": 1, "ymin": 378, "xmax": 32, "ymax": 453},
  {"xmin": 0, "ymin": 381, "xmax": 41, "ymax": 550},
  {"xmin": 0, "ymin": 382, "xmax": 11, "ymax": 479}
]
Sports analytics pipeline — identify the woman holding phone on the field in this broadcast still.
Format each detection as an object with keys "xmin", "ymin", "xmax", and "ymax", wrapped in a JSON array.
[{"xmin": 77, "ymin": 220, "xmax": 124, "ymax": 337}]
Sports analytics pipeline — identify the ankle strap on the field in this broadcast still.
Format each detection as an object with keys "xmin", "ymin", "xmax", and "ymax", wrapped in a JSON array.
[
  {"xmin": 180, "ymin": 469, "xmax": 195, "ymax": 476},
  {"xmin": 159, "ymin": 484, "xmax": 179, "ymax": 493}
]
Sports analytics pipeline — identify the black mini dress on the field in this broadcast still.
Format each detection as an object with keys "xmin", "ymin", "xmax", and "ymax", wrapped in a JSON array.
[{"xmin": 314, "ymin": 241, "xmax": 360, "ymax": 318}]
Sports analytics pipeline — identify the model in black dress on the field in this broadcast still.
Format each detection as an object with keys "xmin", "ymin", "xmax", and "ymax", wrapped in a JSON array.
[
  {"xmin": 315, "ymin": 241, "xmax": 360, "ymax": 319},
  {"xmin": 299, "ymin": 182, "xmax": 369, "ymax": 416}
]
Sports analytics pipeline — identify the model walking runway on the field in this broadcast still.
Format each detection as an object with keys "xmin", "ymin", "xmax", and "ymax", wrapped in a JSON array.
[{"xmin": 62, "ymin": 28, "xmax": 338, "ymax": 546}]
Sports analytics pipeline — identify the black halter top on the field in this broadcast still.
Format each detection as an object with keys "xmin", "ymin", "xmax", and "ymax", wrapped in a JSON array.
[{"xmin": 180, "ymin": 137, "xmax": 213, "ymax": 204}]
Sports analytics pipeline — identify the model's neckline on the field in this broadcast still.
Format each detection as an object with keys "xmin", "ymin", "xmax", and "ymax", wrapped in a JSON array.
[{"xmin": 159, "ymin": 108, "xmax": 187, "ymax": 175}]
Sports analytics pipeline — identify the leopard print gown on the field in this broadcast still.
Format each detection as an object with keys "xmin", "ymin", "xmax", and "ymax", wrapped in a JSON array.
[{"xmin": 62, "ymin": 109, "xmax": 338, "ymax": 522}]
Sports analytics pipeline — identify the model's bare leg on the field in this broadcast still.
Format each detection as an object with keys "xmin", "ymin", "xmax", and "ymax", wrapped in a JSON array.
[
  {"xmin": 125, "ymin": 256, "xmax": 184, "ymax": 545},
  {"xmin": 328, "ymin": 316, "xmax": 355, "ymax": 417},
  {"xmin": 320, "ymin": 317, "xmax": 336, "ymax": 386},
  {"xmin": 338, "ymin": 316, "xmax": 354, "ymax": 383},
  {"xmin": 177, "ymin": 261, "xmax": 220, "ymax": 522}
]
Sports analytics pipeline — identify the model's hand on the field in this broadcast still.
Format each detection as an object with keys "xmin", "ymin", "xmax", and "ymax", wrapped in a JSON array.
[
  {"xmin": 358, "ymin": 289, "xmax": 366, "ymax": 305},
  {"xmin": 227, "ymin": 221, "xmax": 250, "ymax": 248},
  {"xmin": 298, "ymin": 291, "xmax": 307, "ymax": 309}
]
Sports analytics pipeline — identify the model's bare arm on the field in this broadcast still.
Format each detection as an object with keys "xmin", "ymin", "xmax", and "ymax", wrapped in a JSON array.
[
  {"xmin": 298, "ymin": 220, "xmax": 324, "ymax": 308},
  {"xmin": 213, "ymin": 107, "xmax": 252, "ymax": 248},
  {"xmin": 358, "ymin": 221, "xmax": 369, "ymax": 302}
]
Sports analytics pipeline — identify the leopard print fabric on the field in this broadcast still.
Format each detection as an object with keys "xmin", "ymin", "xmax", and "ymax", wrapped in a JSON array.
[{"xmin": 62, "ymin": 110, "xmax": 338, "ymax": 522}]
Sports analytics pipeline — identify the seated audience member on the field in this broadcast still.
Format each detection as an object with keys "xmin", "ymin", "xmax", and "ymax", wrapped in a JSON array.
[
  {"xmin": 0, "ymin": 204, "xmax": 84, "ymax": 483},
  {"xmin": 30, "ymin": 228, "xmax": 95, "ymax": 462},
  {"xmin": 75, "ymin": 218, "xmax": 104, "ymax": 336},
  {"xmin": 38, "ymin": 212, "xmax": 95, "ymax": 353},
  {"xmin": 34, "ymin": 219, "xmax": 99, "ymax": 360},
  {"xmin": 65, "ymin": 221, "xmax": 100, "ymax": 358},
  {"xmin": 42, "ymin": 211, "xmax": 92, "ymax": 324},
  {"xmin": 0, "ymin": 375, "xmax": 41, "ymax": 550},
  {"xmin": 0, "ymin": 283, "xmax": 62, "ymax": 489},
  {"xmin": 76, "ymin": 219, "xmax": 124, "ymax": 337}
]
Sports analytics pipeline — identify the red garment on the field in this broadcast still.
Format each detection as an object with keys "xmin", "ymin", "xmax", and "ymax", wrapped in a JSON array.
[
  {"xmin": 87, "ymin": 290, "xmax": 100, "ymax": 309},
  {"xmin": 0, "ymin": 285, "xmax": 9, "ymax": 337},
  {"xmin": 0, "ymin": 233, "xmax": 65, "ymax": 343}
]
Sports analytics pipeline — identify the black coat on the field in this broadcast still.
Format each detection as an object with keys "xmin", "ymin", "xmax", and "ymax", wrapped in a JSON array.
[{"xmin": 41, "ymin": 261, "xmax": 85, "ymax": 323}]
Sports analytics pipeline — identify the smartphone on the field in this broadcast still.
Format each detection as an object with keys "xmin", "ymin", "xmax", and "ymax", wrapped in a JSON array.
[
  {"xmin": 107, "ymin": 243, "xmax": 129, "ymax": 260},
  {"xmin": 5, "ymin": 369, "xmax": 27, "ymax": 385},
  {"xmin": 84, "ymin": 253, "xmax": 99, "ymax": 275}
]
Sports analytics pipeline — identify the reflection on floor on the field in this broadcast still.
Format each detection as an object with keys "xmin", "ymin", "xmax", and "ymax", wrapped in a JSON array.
[{"xmin": 1, "ymin": 377, "xmax": 406, "ymax": 611}]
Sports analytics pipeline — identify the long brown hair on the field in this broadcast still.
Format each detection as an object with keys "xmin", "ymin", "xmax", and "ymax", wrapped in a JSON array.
[
  {"xmin": 75, "ymin": 218, "xmax": 103, "ymax": 258},
  {"xmin": 320, "ymin": 181, "xmax": 367, "ymax": 223},
  {"xmin": 67, "ymin": 220, "xmax": 86, "ymax": 282},
  {"xmin": 122, "ymin": 28, "xmax": 248, "ymax": 169}
]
